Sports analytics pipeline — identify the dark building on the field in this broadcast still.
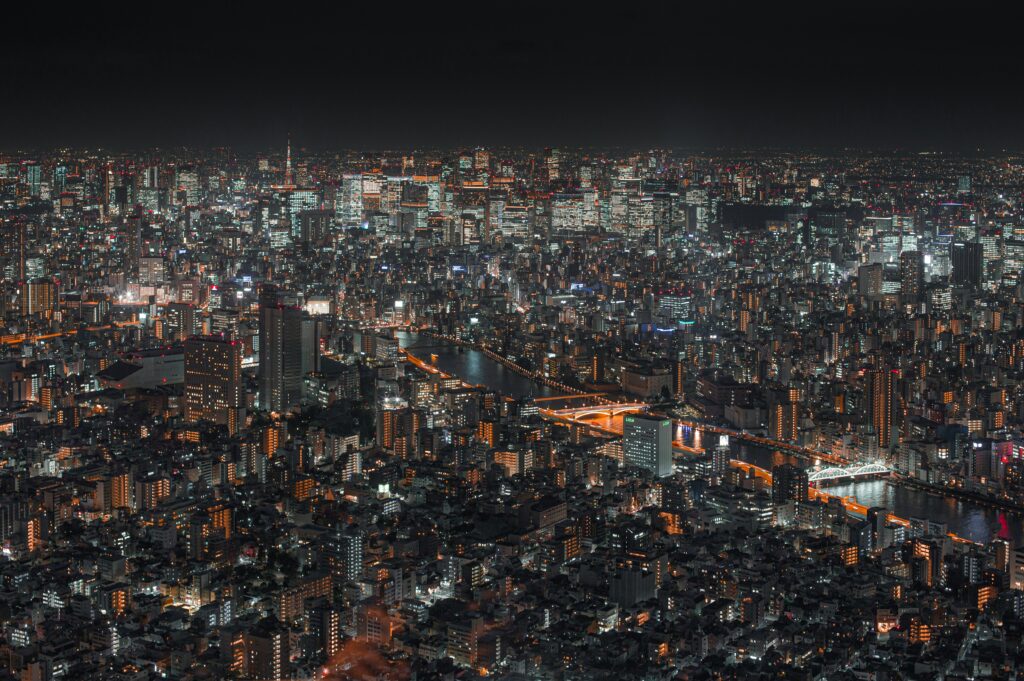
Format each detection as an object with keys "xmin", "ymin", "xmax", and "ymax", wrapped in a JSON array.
[
  {"xmin": 951, "ymin": 241, "xmax": 983, "ymax": 288},
  {"xmin": 258, "ymin": 286, "xmax": 304, "ymax": 412},
  {"xmin": 771, "ymin": 463, "xmax": 809, "ymax": 503}
]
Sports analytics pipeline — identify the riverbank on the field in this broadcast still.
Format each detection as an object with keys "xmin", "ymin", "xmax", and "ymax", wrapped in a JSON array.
[
  {"xmin": 400, "ymin": 331, "xmax": 1023, "ymax": 545},
  {"xmin": 416, "ymin": 330, "xmax": 582, "ymax": 395}
]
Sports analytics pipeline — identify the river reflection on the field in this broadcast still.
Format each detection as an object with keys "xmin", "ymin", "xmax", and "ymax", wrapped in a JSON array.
[
  {"xmin": 392, "ymin": 331, "xmax": 1023, "ymax": 545},
  {"xmin": 729, "ymin": 441, "xmax": 1022, "ymax": 545},
  {"xmin": 393, "ymin": 331, "xmax": 557, "ymax": 399}
]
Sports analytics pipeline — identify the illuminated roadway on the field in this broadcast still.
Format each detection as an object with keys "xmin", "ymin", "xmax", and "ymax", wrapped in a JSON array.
[
  {"xmin": 1, "ymin": 321, "xmax": 141, "ymax": 346},
  {"xmin": 539, "ymin": 404, "xmax": 851, "ymax": 465},
  {"xmin": 400, "ymin": 347, "xmax": 977, "ymax": 546}
]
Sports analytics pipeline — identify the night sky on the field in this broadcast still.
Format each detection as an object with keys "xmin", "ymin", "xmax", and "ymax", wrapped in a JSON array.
[{"xmin": 3, "ymin": 4, "xmax": 1019, "ymax": 152}]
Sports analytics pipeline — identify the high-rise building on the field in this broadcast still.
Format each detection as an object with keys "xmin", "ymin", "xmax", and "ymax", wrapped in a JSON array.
[
  {"xmin": 125, "ymin": 213, "xmax": 143, "ymax": 280},
  {"xmin": 866, "ymin": 368, "xmax": 899, "ymax": 451},
  {"xmin": 767, "ymin": 387, "xmax": 800, "ymax": 442},
  {"xmin": 165, "ymin": 302, "xmax": 198, "ymax": 342},
  {"xmin": 857, "ymin": 263, "xmax": 884, "ymax": 297},
  {"xmin": 258, "ymin": 287, "xmax": 304, "ymax": 412},
  {"xmin": 139, "ymin": 257, "xmax": 165, "ymax": 286},
  {"xmin": 233, "ymin": 619, "xmax": 289, "ymax": 680},
  {"xmin": 376, "ymin": 397, "xmax": 406, "ymax": 450},
  {"xmin": 3, "ymin": 219, "xmax": 27, "ymax": 281},
  {"xmin": 771, "ymin": 463, "xmax": 809, "ymax": 503},
  {"xmin": 324, "ymin": 525, "xmax": 363, "ymax": 583},
  {"xmin": 184, "ymin": 335, "xmax": 244, "ymax": 434},
  {"xmin": 899, "ymin": 250, "xmax": 924, "ymax": 300},
  {"xmin": 951, "ymin": 241, "xmax": 983, "ymax": 288},
  {"xmin": 623, "ymin": 414, "xmax": 672, "ymax": 477},
  {"xmin": 19, "ymin": 278, "xmax": 56, "ymax": 316}
]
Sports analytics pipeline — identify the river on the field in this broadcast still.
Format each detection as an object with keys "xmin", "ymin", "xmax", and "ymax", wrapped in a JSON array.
[
  {"xmin": 726, "ymin": 438, "xmax": 1023, "ymax": 546},
  {"xmin": 395, "ymin": 332, "xmax": 1022, "ymax": 545},
  {"xmin": 394, "ymin": 331, "xmax": 558, "ymax": 399}
]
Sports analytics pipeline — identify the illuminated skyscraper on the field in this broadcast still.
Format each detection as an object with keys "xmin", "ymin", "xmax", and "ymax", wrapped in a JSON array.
[
  {"xmin": 184, "ymin": 335, "xmax": 244, "ymax": 434},
  {"xmin": 768, "ymin": 388, "xmax": 799, "ymax": 442},
  {"xmin": 165, "ymin": 302, "xmax": 198, "ymax": 342},
  {"xmin": 899, "ymin": 250, "xmax": 923, "ymax": 300},
  {"xmin": 19, "ymin": 278, "xmax": 56, "ymax": 316},
  {"xmin": 623, "ymin": 414, "xmax": 672, "ymax": 477},
  {"xmin": 866, "ymin": 368, "xmax": 899, "ymax": 451}
]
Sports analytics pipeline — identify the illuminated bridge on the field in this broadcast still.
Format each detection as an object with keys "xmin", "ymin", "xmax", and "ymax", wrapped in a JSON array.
[
  {"xmin": 539, "ymin": 404, "xmax": 850, "ymax": 465},
  {"xmin": 546, "ymin": 404, "xmax": 649, "ymax": 419},
  {"xmin": 807, "ymin": 462, "xmax": 890, "ymax": 484}
]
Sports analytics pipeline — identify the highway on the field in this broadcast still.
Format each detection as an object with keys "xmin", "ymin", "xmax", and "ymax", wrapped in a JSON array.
[
  {"xmin": 1, "ymin": 321, "xmax": 141, "ymax": 346},
  {"xmin": 539, "ymin": 403, "xmax": 850, "ymax": 465}
]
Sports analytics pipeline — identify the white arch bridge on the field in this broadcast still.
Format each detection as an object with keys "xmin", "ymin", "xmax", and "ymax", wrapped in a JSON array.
[{"xmin": 808, "ymin": 462, "xmax": 890, "ymax": 483}]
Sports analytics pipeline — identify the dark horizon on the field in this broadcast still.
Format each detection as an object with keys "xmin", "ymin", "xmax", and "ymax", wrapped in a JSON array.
[{"xmin": 4, "ymin": 4, "xmax": 1021, "ymax": 152}]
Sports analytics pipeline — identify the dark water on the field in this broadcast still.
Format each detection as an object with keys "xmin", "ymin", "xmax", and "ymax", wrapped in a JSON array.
[
  {"xmin": 394, "ymin": 332, "xmax": 557, "ymax": 400},
  {"xmin": 392, "ymin": 333, "xmax": 1023, "ymax": 545},
  {"xmin": 824, "ymin": 479, "xmax": 1020, "ymax": 545},
  {"xmin": 726, "ymin": 439, "xmax": 1023, "ymax": 546}
]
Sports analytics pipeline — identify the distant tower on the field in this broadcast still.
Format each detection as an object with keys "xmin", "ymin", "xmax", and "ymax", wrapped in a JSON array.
[{"xmin": 284, "ymin": 135, "xmax": 294, "ymax": 188}]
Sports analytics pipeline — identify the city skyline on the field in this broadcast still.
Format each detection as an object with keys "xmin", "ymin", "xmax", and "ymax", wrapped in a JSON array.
[{"xmin": 5, "ymin": 7, "xmax": 1024, "ymax": 680}]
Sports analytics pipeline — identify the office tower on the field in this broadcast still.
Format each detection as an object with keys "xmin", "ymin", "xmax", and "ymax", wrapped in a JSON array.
[
  {"xmin": 623, "ymin": 414, "xmax": 672, "ymax": 477},
  {"xmin": 184, "ymin": 335, "xmax": 244, "ymax": 435},
  {"xmin": 298, "ymin": 209, "xmax": 330, "ymax": 249},
  {"xmin": 2, "ymin": 219, "xmax": 28, "ymax": 281},
  {"xmin": 301, "ymin": 316, "xmax": 323, "ymax": 376},
  {"xmin": 210, "ymin": 308, "xmax": 241, "ymax": 338},
  {"xmin": 23, "ymin": 162, "xmax": 41, "ymax": 197},
  {"xmin": 19, "ymin": 278, "xmax": 56, "ymax": 316},
  {"xmin": 139, "ymin": 257, "xmax": 165, "ymax": 286},
  {"xmin": 993, "ymin": 538, "xmax": 1011, "ymax": 573},
  {"xmin": 544, "ymin": 147, "xmax": 561, "ymax": 181},
  {"xmin": 767, "ymin": 388, "xmax": 799, "ymax": 442},
  {"xmin": 857, "ymin": 263, "xmax": 883, "ymax": 296},
  {"xmin": 866, "ymin": 368, "xmax": 899, "ymax": 451},
  {"xmin": 258, "ymin": 287, "xmax": 304, "ymax": 412},
  {"xmin": 335, "ymin": 173, "xmax": 364, "ymax": 226},
  {"xmin": 950, "ymin": 241, "xmax": 983, "ymax": 288},
  {"xmin": 899, "ymin": 250, "xmax": 924, "ymax": 300},
  {"xmin": 376, "ymin": 397, "xmax": 406, "ymax": 450},
  {"xmin": 125, "ymin": 213, "xmax": 142, "ymax": 279},
  {"xmin": 165, "ymin": 302, "xmax": 198, "ymax": 341},
  {"xmin": 374, "ymin": 334, "xmax": 400, "ymax": 363},
  {"xmin": 771, "ymin": 463, "xmax": 809, "ymax": 503},
  {"xmin": 657, "ymin": 293, "xmax": 692, "ymax": 321},
  {"xmin": 176, "ymin": 167, "xmax": 200, "ymax": 205}
]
